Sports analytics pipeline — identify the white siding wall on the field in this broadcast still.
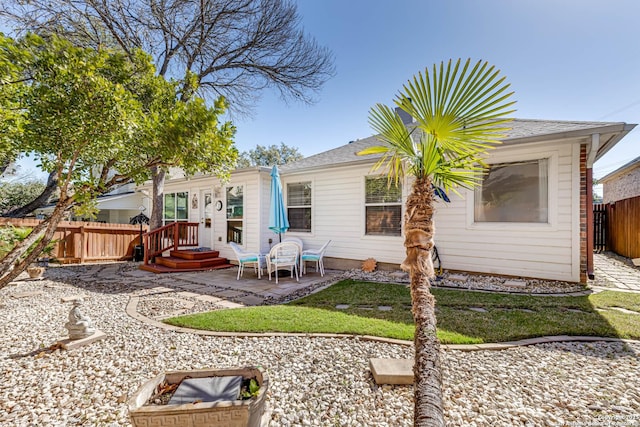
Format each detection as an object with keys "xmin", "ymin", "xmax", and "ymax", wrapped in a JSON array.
[
  {"xmin": 159, "ymin": 169, "xmax": 268, "ymax": 262},
  {"xmin": 434, "ymin": 141, "xmax": 580, "ymax": 282},
  {"xmin": 282, "ymin": 164, "xmax": 407, "ymax": 264},
  {"xmin": 281, "ymin": 140, "xmax": 581, "ymax": 282}
]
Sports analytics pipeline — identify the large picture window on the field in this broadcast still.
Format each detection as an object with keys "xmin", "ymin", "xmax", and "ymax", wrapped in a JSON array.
[
  {"xmin": 163, "ymin": 192, "xmax": 189, "ymax": 224},
  {"xmin": 287, "ymin": 182, "xmax": 312, "ymax": 232},
  {"xmin": 365, "ymin": 177, "xmax": 402, "ymax": 236},
  {"xmin": 226, "ymin": 186, "xmax": 243, "ymax": 244},
  {"xmin": 474, "ymin": 159, "xmax": 549, "ymax": 223}
]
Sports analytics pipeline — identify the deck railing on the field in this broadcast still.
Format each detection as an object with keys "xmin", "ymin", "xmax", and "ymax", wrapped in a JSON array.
[{"xmin": 143, "ymin": 221, "xmax": 199, "ymax": 265}]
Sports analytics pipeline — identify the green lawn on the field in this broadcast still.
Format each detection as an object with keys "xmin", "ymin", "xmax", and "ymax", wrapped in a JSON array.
[{"xmin": 164, "ymin": 280, "xmax": 640, "ymax": 344}]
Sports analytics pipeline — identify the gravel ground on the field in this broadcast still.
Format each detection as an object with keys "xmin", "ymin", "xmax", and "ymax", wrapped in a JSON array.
[{"xmin": 0, "ymin": 271, "xmax": 639, "ymax": 427}]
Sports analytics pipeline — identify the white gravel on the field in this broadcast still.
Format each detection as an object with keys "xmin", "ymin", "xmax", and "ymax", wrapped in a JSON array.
[{"xmin": 0, "ymin": 268, "xmax": 638, "ymax": 427}]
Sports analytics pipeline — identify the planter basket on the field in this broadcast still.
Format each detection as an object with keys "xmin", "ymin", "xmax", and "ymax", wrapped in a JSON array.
[{"xmin": 128, "ymin": 366, "xmax": 269, "ymax": 427}]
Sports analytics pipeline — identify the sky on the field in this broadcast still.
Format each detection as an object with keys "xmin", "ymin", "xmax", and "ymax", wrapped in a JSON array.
[{"xmin": 10, "ymin": 0, "xmax": 640, "ymax": 183}]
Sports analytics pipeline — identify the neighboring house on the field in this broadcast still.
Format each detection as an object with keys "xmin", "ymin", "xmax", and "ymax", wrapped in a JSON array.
[
  {"xmin": 599, "ymin": 156, "xmax": 640, "ymax": 204},
  {"xmin": 36, "ymin": 183, "xmax": 146, "ymax": 224},
  {"xmin": 141, "ymin": 116, "xmax": 635, "ymax": 284}
]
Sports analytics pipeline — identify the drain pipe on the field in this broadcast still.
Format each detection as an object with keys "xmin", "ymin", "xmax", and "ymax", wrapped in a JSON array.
[{"xmin": 586, "ymin": 134, "xmax": 600, "ymax": 280}]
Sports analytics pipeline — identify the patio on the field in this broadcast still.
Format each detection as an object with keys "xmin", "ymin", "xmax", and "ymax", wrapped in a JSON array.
[{"xmin": 45, "ymin": 261, "xmax": 340, "ymax": 307}]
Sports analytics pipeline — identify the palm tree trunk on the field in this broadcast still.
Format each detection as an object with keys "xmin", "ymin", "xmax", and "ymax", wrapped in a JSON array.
[{"xmin": 401, "ymin": 177, "xmax": 445, "ymax": 427}]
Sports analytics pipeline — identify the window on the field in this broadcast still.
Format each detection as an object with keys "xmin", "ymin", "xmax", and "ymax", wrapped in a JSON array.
[
  {"xmin": 226, "ymin": 186, "xmax": 243, "ymax": 244},
  {"xmin": 365, "ymin": 177, "xmax": 402, "ymax": 236},
  {"xmin": 163, "ymin": 192, "xmax": 188, "ymax": 224},
  {"xmin": 287, "ymin": 182, "xmax": 312, "ymax": 232},
  {"xmin": 474, "ymin": 159, "xmax": 548, "ymax": 223}
]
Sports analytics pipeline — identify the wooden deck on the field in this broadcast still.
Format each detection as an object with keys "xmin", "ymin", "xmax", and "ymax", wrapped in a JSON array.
[{"xmin": 140, "ymin": 249, "xmax": 234, "ymax": 274}]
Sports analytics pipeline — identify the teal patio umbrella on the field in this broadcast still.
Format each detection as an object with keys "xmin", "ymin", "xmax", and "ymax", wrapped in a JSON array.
[{"xmin": 268, "ymin": 165, "xmax": 289, "ymax": 242}]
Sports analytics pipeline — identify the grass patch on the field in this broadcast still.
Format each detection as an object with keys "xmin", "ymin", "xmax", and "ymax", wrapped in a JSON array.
[{"xmin": 164, "ymin": 280, "xmax": 640, "ymax": 344}]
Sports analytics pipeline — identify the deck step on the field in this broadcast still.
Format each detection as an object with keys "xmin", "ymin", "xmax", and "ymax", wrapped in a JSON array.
[
  {"xmin": 156, "ymin": 256, "xmax": 229, "ymax": 270},
  {"xmin": 140, "ymin": 262, "xmax": 234, "ymax": 274},
  {"xmin": 139, "ymin": 249, "xmax": 234, "ymax": 273},
  {"xmin": 170, "ymin": 249, "xmax": 220, "ymax": 260}
]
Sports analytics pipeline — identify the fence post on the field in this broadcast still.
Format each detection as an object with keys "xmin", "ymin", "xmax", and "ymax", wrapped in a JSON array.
[{"xmin": 79, "ymin": 225, "xmax": 86, "ymax": 263}]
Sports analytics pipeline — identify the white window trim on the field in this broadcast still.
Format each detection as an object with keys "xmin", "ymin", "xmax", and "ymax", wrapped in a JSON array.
[
  {"xmin": 163, "ymin": 191, "xmax": 190, "ymax": 224},
  {"xmin": 466, "ymin": 151, "xmax": 558, "ymax": 231},
  {"xmin": 283, "ymin": 179, "xmax": 314, "ymax": 235},
  {"xmin": 362, "ymin": 175, "xmax": 405, "ymax": 239},
  {"xmin": 225, "ymin": 183, "xmax": 245, "ymax": 245}
]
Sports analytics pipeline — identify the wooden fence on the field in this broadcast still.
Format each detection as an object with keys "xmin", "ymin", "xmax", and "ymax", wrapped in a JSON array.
[
  {"xmin": 593, "ymin": 203, "xmax": 607, "ymax": 252},
  {"xmin": 603, "ymin": 195, "xmax": 640, "ymax": 259},
  {"xmin": 0, "ymin": 218, "xmax": 147, "ymax": 264}
]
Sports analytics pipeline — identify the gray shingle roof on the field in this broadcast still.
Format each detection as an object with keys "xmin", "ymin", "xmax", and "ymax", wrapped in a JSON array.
[{"xmin": 280, "ymin": 118, "xmax": 629, "ymax": 173}]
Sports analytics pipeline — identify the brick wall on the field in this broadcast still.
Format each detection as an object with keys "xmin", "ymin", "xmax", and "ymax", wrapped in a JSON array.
[
  {"xmin": 580, "ymin": 145, "xmax": 587, "ymax": 283},
  {"xmin": 603, "ymin": 166, "xmax": 640, "ymax": 203}
]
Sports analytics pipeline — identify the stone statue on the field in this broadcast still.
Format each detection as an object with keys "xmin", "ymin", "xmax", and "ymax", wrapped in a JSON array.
[{"xmin": 65, "ymin": 299, "xmax": 95, "ymax": 340}]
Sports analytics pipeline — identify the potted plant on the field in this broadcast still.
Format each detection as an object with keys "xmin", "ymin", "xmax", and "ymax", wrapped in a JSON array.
[
  {"xmin": 26, "ymin": 265, "xmax": 45, "ymax": 278},
  {"xmin": 128, "ymin": 366, "xmax": 269, "ymax": 427}
]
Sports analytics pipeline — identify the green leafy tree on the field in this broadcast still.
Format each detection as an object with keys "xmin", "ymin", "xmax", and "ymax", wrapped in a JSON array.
[
  {"xmin": 0, "ymin": 32, "xmax": 26, "ymax": 175},
  {"xmin": 0, "ymin": 178, "xmax": 47, "ymax": 214},
  {"xmin": 0, "ymin": 34, "xmax": 235, "ymax": 288},
  {"xmin": 0, "ymin": 0, "xmax": 334, "ymax": 229},
  {"xmin": 359, "ymin": 59, "xmax": 515, "ymax": 426},
  {"xmin": 237, "ymin": 143, "xmax": 303, "ymax": 168}
]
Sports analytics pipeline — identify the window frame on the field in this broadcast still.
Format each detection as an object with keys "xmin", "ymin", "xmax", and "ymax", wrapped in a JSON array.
[
  {"xmin": 363, "ymin": 175, "xmax": 403, "ymax": 237},
  {"xmin": 163, "ymin": 191, "xmax": 189, "ymax": 225},
  {"xmin": 225, "ymin": 184, "xmax": 244, "ymax": 244},
  {"xmin": 467, "ymin": 151, "xmax": 558, "ymax": 231},
  {"xmin": 285, "ymin": 180, "xmax": 313, "ymax": 234}
]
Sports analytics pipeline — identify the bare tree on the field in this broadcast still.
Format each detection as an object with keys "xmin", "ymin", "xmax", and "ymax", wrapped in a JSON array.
[
  {"xmin": 1, "ymin": 0, "xmax": 333, "ymax": 110},
  {"xmin": 0, "ymin": 0, "xmax": 334, "ymax": 228}
]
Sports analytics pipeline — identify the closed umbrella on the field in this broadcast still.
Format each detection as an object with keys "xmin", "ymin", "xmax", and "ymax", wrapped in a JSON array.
[{"xmin": 268, "ymin": 165, "xmax": 289, "ymax": 242}]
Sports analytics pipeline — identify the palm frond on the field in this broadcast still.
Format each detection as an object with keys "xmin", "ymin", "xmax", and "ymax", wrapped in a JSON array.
[{"xmin": 359, "ymin": 58, "xmax": 515, "ymax": 192}]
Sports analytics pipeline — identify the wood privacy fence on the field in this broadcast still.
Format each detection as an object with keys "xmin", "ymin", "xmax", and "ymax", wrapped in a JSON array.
[
  {"xmin": 593, "ymin": 203, "xmax": 607, "ymax": 253},
  {"xmin": 0, "ymin": 218, "xmax": 147, "ymax": 264},
  {"xmin": 605, "ymin": 195, "xmax": 640, "ymax": 259}
]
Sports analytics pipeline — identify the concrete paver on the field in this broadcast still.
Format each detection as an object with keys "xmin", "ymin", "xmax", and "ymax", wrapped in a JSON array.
[{"xmin": 593, "ymin": 252, "xmax": 640, "ymax": 292}]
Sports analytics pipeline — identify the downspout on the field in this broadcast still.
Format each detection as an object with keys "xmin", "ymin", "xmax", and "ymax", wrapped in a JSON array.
[{"xmin": 585, "ymin": 134, "xmax": 600, "ymax": 280}]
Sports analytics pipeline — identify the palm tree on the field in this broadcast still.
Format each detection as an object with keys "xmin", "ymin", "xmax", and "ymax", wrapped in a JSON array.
[{"xmin": 359, "ymin": 59, "xmax": 515, "ymax": 426}]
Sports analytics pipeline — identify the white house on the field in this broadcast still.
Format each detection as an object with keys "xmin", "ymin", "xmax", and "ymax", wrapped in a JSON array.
[{"xmin": 142, "ymin": 117, "xmax": 635, "ymax": 284}]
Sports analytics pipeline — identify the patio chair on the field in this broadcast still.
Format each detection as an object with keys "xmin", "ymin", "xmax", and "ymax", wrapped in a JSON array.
[
  {"xmin": 229, "ymin": 242, "xmax": 263, "ymax": 280},
  {"xmin": 301, "ymin": 240, "xmax": 331, "ymax": 276},
  {"xmin": 282, "ymin": 236, "xmax": 303, "ymax": 263},
  {"xmin": 267, "ymin": 241, "xmax": 300, "ymax": 284}
]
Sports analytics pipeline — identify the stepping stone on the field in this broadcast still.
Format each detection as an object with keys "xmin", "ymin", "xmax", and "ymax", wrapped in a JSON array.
[
  {"xmin": 11, "ymin": 291, "xmax": 43, "ymax": 299},
  {"xmin": 378, "ymin": 306, "xmax": 393, "ymax": 311},
  {"xmin": 608, "ymin": 307, "xmax": 639, "ymax": 315},
  {"xmin": 235, "ymin": 295, "xmax": 265, "ymax": 306},
  {"xmin": 56, "ymin": 330, "xmax": 107, "ymax": 350},
  {"xmin": 469, "ymin": 307, "xmax": 488, "ymax": 313},
  {"xmin": 217, "ymin": 300, "xmax": 244, "ymax": 309},
  {"xmin": 504, "ymin": 279, "xmax": 527, "ymax": 288},
  {"xmin": 335, "ymin": 304, "xmax": 350, "ymax": 310},
  {"xmin": 369, "ymin": 358, "xmax": 413, "ymax": 385}
]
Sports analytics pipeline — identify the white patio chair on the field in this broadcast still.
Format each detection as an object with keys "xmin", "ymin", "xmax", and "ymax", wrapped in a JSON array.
[
  {"xmin": 301, "ymin": 240, "xmax": 331, "ymax": 276},
  {"xmin": 267, "ymin": 241, "xmax": 299, "ymax": 284},
  {"xmin": 229, "ymin": 242, "xmax": 263, "ymax": 280}
]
